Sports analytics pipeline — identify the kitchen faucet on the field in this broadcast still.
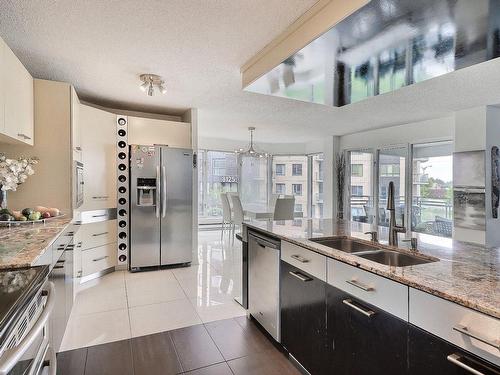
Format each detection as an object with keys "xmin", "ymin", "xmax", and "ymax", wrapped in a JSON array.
[{"xmin": 387, "ymin": 181, "xmax": 406, "ymax": 246}]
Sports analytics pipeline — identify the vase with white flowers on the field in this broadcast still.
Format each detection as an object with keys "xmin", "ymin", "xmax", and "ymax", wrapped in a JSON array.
[{"xmin": 0, "ymin": 153, "xmax": 39, "ymax": 209}]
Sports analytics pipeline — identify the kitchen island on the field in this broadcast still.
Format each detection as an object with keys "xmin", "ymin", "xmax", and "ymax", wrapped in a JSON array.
[{"xmin": 243, "ymin": 218, "xmax": 499, "ymax": 375}]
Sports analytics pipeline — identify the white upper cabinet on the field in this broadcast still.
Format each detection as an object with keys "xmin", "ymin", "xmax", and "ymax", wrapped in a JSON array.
[
  {"xmin": 128, "ymin": 117, "xmax": 191, "ymax": 148},
  {"xmin": 80, "ymin": 104, "xmax": 117, "ymax": 209},
  {"xmin": 0, "ymin": 36, "xmax": 34, "ymax": 145},
  {"xmin": 71, "ymin": 86, "xmax": 82, "ymax": 161}
]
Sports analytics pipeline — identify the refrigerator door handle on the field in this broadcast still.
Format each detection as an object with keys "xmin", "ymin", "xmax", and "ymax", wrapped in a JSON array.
[
  {"xmin": 162, "ymin": 165, "xmax": 167, "ymax": 218},
  {"xmin": 156, "ymin": 165, "xmax": 160, "ymax": 218}
]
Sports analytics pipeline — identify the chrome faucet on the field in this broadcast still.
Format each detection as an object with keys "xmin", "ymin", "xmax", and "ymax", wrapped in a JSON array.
[{"xmin": 387, "ymin": 181, "xmax": 406, "ymax": 247}]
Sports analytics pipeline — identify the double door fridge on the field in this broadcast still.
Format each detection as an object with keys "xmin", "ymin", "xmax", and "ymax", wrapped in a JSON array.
[{"xmin": 130, "ymin": 145, "xmax": 193, "ymax": 269}]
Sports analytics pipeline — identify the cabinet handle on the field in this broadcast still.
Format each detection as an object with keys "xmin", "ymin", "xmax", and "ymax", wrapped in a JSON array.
[
  {"xmin": 92, "ymin": 231, "xmax": 109, "ymax": 237},
  {"xmin": 288, "ymin": 271, "xmax": 312, "ymax": 282},
  {"xmin": 91, "ymin": 214, "xmax": 108, "ymax": 218},
  {"xmin": 92, "ymin": 255, "xmax": 109, "ymax": 262},
  {"xmin": 291, "ymin": 254, "xmax": 309, "ymax": 263},
  {"xmin": 17, "ymin": 133, "xmax": 32, "ymax": 140},
  {"xmin": 92, "ymin": 196, "xmax": 109, "ymax": 200},
  {"xmin": 342, "ymin": 299, "xmax": 375, "ymax": 318},
  {"xmin": 447, "ymin": 354, "xmax": 489, "ymax": 375},
  {"xmin": 346, "ymin": 279, "xmax": 374, "ymax": 292},
  {"xmin": 52, "ymin": 265, "xmax": 64, "ymax": 270},
  {"xmin": 76, "ymin": 146, "xmax": 82, "ymax": 151},
  {"xmin": 453, "ymin": 324, "xmax": 500, "ymax": 350}
]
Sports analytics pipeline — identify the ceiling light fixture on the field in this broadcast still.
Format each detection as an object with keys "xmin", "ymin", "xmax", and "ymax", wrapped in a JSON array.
[
  {"xmin": 139, "ymin": 74, "xmax": 167, "ymax": 96},
  {"xmin": 235, "ymin": 127, "xmax": 270, "ymax": 158}
]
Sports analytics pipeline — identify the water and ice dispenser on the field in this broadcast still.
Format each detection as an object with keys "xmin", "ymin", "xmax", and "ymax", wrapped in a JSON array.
[{"xmin": 136, "ymin": 178, "xmax": 157, "ymax": 206}]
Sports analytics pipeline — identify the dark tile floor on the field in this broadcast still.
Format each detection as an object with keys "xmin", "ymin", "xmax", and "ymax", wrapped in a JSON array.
[{"xmin": 57, "ymin": 316, "xmax": 302, "ymax": 375}]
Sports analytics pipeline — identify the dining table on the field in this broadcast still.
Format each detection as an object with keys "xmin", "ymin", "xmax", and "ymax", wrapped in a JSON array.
[{"xmin": 243, "ymin": 203, "xmax": 274, "ymax": 220}]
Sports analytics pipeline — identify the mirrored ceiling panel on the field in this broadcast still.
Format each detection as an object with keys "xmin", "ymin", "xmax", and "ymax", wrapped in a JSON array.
[{"xmin": 245, "ymin": 0, "xmax": 500, "ymax": 107}]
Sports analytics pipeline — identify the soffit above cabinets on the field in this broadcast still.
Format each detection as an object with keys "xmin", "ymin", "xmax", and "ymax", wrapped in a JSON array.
[{"xmin": 243, "ymin": 0, "xmax": 500, "ymax": 108}]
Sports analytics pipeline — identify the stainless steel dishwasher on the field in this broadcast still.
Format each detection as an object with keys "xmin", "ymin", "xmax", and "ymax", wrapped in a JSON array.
[{"xmin": 248, "ymin": 230, "xmax": 281, "ymax": 342}]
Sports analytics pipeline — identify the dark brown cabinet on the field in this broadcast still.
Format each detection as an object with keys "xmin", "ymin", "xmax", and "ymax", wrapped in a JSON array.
[
  {"xmin": 326, "ymin": 284, "xmax": 408, "ymax": 375},
  {"xmin": 409, "ymin": 325, "xmax": 500, "ymax": 375},
  {"xmin": 280, "ymin": 260, "xmax": 328, "ymax": 375}
]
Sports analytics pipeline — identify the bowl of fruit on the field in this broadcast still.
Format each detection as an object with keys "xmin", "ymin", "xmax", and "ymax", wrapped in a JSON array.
[{"xmin": 0, "ymin": 206, "xmax": 63, "ymax": 225}]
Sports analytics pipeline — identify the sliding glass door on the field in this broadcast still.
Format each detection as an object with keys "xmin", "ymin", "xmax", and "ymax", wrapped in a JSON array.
[{"xmin": 378, "ymin": 147, "xmax": 407, "ymax": 227}]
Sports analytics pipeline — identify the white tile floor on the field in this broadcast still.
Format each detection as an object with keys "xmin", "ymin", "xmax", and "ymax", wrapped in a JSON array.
[{"xmin": 60, "ymin": 230, "xmax": 245, "ymax": 351}]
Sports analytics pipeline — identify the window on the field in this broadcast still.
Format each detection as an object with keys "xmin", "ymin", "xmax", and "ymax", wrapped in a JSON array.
[
  {"xmin": 351, "ymin": 164, "xmax": 363, "ymax": 177},
  {"xmin": 380, "ymin": 164, "xmax": 400, "ymax": 177},
  {"xmin": 349, "ymin": 151, "xmax": 374, "ymax": 223},
  {"xmin": 275, "ymin": 164, "xmax": 285, "ymax": 176},
  {"xmin": 212, "ymin": 158, "xmax": 226, "ymax": 176},
  {"xmin": 312, "ymin": 153, "xmax": 325, "ymax": 218},
  {"xmin": 295, "ymin": 204, "xmax": 303, "ymax": 213},
  {"xmin": 198, "ymin": 150, "xmax": 238, "ymax": 224},
  {"xmin": 411, "ymin": 141, "xmax": 453, "ymax": 238},
  {"xmin": 292, "ymin": 164, "xmax": 302, "ymax": 176},
  {"xmin": 292, "ymin": 184, "xmax": 302, "ymax": 196},
  {"xmin": 351, "ymin": 185, "xmax": 363, "ymax": 196},
  {"xmin": 275, "ymin": 183, "xmax": 286, "ymax": 194},
  {"xmin": 240, "ymin": 156, "xmax": 269, "ymax": 206}
]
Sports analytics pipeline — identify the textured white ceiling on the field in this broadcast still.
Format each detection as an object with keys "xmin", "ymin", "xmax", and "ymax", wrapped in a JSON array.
[{"xmin": 1, "ymin": 0, "xmax": 500, "ymax": 143}]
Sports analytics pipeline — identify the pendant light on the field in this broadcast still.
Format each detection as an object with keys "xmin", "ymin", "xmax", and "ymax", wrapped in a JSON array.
[{"xmin": 235, "ymin": 127, "xmax": 270, "ymax": 158}]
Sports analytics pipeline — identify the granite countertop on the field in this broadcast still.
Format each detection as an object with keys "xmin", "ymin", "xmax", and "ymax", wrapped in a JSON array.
[
  {"xmin": 0, "ymin": 216, "xmax": 72, "ymax": 269},
  {"xmin": 244, "ymin": 218, "xmax": 500, "ymax": 319}
]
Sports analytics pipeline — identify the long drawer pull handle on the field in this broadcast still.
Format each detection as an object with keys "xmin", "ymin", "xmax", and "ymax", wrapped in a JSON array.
[
  {"xmin": 447, "ymin": 354, "xmax": 488, "ymax": 375},
  {"xmin": 346, "ymin": 279, "xmax": 374, "ymax": 292},
  {"xmin": 91, "ymin": 214, "xmax": 108, "ymax": 218},
  {"xmin": 289, "ymin": 271, "xmax": 312, "ymax": 282},
  {"xmin": 92, "ymin": 196, "xmax": 109, "ymax": 199},
  {"xmin": 291, "ymin": 254, "xmax": 309, "ymax": 263},
  {"xmin": 92, "ymin": 232, "xmax": 109, "ymax": 237},
  {"xmin": 453, "ymin": 324, "xmax": 500, "ymax": 350},
  {"xmin": 342, "ymin": 299, "xmax": 375, "ymax": 318},
  {"xmin": 92, "ymin": 256, "xmax": 109, "ymax": 262},
  {"xmin": 17, "ymin": 133, "xmax": 32, "ymax": 140}
]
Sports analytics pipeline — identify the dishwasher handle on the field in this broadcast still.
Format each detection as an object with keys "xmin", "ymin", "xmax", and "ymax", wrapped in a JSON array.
[{"xmin": 249, "ymin": 233, "xmax": 280, "ymax": 250}]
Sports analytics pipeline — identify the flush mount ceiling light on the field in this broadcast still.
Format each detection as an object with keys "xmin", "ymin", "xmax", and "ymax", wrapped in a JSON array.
[
  {"xmin": 235, "ymin": 127, "xmax": 270, "ymax": 158},
  {"xmin": 139, "ymin": 74, "xmax": 167, "ymax": 96}
]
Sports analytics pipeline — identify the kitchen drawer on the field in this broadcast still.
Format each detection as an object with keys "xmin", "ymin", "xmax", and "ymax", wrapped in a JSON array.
[
  {"xmin": 281, "ymin": 241, "xmax": 327, "ymax": 282},
  {"xmin": 78, "ymin": 220, "xmax": 116, "ymax": 250},
  {"xmin": 82, "ymin": 243, "xmax": 116, "ymax": 277},
  {"xmin": 327, "ymin": 259, "xmax": 408, "ymax": 320},
  {"xmin": 409, "ymin": 288, "xmax": 500, "ymax": 366}
]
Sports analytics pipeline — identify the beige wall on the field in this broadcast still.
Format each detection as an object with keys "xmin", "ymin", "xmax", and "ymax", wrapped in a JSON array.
[{"xmin": 0, "ymin": 80, "xmax": 73, "ymax": 213}]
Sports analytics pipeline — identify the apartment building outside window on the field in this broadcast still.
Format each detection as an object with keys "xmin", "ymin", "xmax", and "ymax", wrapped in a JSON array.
[
  {"xmin": 351, "ymin": 164, "xmax": 363, "ymax": 177},
  {"xmin": 346, "ymin": 141, "xmax": 453, "ymax": 238},
  {"xmin": 276, "ymin": 164, "xmax": 285, "ymax": 176},
  {"xmin": 272, "ymin": 155, "xmax": 308, "ymax": 215},
  {"xmin": 351, "ymin": 185, "xmax": 363, "ymax": 196},
  {"xmin": 292, "ymin": 164, "xmax": 302, "ymax": 176},
  {"xmin": 292, "ymin": 184, "xmax": 302, "ymax": 196}
]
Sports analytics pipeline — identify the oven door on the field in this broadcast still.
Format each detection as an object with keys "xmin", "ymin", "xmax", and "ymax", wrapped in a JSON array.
[{"xmin": 0, "ymin": 282, "xmax": 56, "ymax": 375}]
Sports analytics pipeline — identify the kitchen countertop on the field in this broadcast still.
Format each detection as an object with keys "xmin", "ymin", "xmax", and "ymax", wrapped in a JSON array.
[
  {"xmin": 243, "ymin": 218, "xmax": 500, "ymax": 319},
  {"xmin": 0, "ymin": 216, "xmax": 72, "ymax": 269}
]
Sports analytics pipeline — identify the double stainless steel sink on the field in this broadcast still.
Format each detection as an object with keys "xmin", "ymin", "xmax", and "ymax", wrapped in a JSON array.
[{"xmin": 309, "ymin": 237, "xmax": 438, "ymax": 267}]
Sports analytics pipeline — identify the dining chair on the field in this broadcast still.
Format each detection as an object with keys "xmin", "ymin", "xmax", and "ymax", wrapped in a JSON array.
[
  {"xmin": 230, "ymin": 194, "xmax": 245, "ymax": 241},
  {"xmin": 273, "ymin": 196, "xmax": 295, "ymax": 220},
  {"xmin": 220, "ymin": 193, "xmax": 232, "ymax": 240}
]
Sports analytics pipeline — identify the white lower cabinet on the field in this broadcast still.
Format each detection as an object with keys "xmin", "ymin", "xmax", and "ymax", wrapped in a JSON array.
[
  {"xmin": 82, "ymin": 243, "xmax": 116, "ymax": 277},
  {"xmin": 409, "ymin": 288, "xmax": 500, "ymax": 366},
  {"xmin": 327, "ymin": 258, "xmax": 409, "ymax": 320},
  {"xmin": 77, "ymin": 220, "xmax": 116, "ymax": 250}
]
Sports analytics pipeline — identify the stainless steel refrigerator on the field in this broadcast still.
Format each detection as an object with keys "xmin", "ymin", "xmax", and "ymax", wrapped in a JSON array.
[{"xmin": 129, "ymin": 144, "xmax": 193, "ymax": 269}]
